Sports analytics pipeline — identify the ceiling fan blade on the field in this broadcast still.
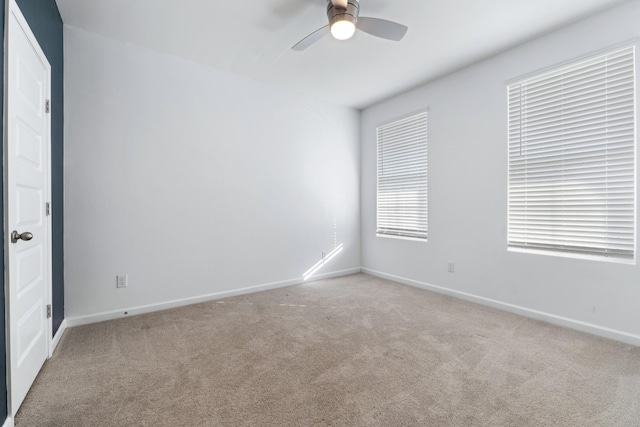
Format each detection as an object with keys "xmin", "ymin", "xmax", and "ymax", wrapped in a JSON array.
[
  {"xmin": 357, "ymin": 17, "xmax": 408, "ymax": 41},
  {"xmin": 331, "ymin": 0, "xmax": 349, "ymax": 8},
  {"xmin": 292, "ymin": 25, "xmax": 330, "ymax": 51}
]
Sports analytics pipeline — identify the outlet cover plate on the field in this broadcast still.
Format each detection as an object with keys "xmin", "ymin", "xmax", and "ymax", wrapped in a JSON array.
[
  {"xmin": 447, "ymin": 262, "xmax": 455, "ymax": 273},
  {"xmin": 117, "ymin": 274, "xmax": 128, "ymax": 288}
]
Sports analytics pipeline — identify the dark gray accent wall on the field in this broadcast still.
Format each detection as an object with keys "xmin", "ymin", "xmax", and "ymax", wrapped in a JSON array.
[
  {"xmin": 15, "ymin": 0, "xmax": 65, "ymax": 334},
  {"xmin": 0, "ymin": 0, "xmax": 6, "ymax": 421}
]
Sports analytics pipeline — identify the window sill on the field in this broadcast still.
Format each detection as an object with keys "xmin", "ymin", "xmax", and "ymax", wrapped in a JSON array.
[
  {"xmin": 507, "ymin": 246, "xmax": 636, "ymax": 265},
  {"xmin": 377, "ymin": 233, "xmax": 427, "ymax": 243}
]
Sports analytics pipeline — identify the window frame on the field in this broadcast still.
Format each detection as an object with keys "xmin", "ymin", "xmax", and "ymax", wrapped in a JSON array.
[
  {"xmin": 376, "ymin": 109, "xmax": 429, "ymax": 242},
  {"xmin": 506, "ymin": 44, "xmax": 637, "ymax": 264}
]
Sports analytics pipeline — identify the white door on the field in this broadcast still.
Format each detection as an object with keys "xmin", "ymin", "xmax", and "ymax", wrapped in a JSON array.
[{"xmin": 5, "ymin": 0, "xmax": 52, "ymax": 415}]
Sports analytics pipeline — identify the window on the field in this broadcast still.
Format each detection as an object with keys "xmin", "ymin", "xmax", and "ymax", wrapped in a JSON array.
[
  {"xmin": 507, "ymin": 46, "xmax": 636, "ymax": 261},
  {"xmin": 377, "ymin": 111, "xmax": 428, "ymax": 240}
]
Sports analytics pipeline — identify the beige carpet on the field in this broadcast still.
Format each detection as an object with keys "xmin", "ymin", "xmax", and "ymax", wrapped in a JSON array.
[{"xmin": 16, "ymin": 273, "xmax": 640, "ymax": 426}]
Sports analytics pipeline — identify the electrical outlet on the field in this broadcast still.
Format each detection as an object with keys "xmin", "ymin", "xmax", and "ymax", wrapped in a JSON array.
[
  {"xmin": 447, "ymin": 262, "xmax": 455, "ymax": 273},
  {"xmin": 116, "ymin": 274, "xmax": 128, "ymax": 288}
]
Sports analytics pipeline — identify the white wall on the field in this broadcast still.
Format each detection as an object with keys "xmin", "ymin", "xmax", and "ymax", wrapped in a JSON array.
[
  {"xmin": 64, "ymin": 27, "xmax": 360, "ymax": 321},
  {"xmin": 361, "ymin": 0, "xmax": 640, "ymax": 343}
]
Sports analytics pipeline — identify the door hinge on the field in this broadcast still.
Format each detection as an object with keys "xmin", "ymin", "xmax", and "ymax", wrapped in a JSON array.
[
  {"xmin": 46, "ymin": 202, "xmax": 51, "ymax": 216},
  {"xmin": 45, "ymin": 99, "xmax": 50, "ymax": 114},
  {"xmin": 46, "ymin": 304, "xmax": 52, "ymax": 319}
]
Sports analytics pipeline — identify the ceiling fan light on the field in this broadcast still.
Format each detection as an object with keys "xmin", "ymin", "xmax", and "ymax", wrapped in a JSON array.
[{"xmin": 331, "ymin": 20, "xmax": 356, "ymax": 40}]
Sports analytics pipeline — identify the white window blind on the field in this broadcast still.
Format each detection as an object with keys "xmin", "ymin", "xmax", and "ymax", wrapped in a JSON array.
[
  {"xmin": 377, "ymin": 111, "xmax": 428, "ymax": 240},
  {"xmin": 508, "ymin": 46, "xmax": 636, "ymax": 260}
]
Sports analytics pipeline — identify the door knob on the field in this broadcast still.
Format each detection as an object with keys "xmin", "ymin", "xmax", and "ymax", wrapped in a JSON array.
[{"xmin": 11, "ymin": 230, "xmax": 33, "ymax": 243}]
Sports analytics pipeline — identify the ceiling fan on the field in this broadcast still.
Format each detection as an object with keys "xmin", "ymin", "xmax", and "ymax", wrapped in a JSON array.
[{"xmin": 292, "ymin": 0, "xmax": 408, "ymax": 51}]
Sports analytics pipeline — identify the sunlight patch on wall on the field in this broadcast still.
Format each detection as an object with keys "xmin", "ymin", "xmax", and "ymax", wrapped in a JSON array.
[{"xmin": 303, "ymin": 244, "xmax": 344, "ymax": 281}]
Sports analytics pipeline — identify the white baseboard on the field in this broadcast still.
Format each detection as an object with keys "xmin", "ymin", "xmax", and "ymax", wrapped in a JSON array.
[
  {"xmin": 2, "ymin": 415, "xmax": 14, "ymax": 427},
  {"xmin": 66, "ymin": 268, "xmax": 361, "ymax": 328},
  {"xmin": 50, "ymin": 319, "xmax": 67, "ymax": 356},
  {"xmin": 362, "ymin": 268, "xmax": 640, "ymax": 348}
]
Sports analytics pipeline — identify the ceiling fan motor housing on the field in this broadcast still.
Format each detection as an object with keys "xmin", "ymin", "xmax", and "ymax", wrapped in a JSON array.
[{"xmin": 327, "ymin": 0, "xmax": 360, "ymax": 27}]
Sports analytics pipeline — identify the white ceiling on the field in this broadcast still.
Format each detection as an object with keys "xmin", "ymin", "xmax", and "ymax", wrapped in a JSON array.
[{"xmin": 55, "ymin": 0, "xmax": 627, "ymax": 109}]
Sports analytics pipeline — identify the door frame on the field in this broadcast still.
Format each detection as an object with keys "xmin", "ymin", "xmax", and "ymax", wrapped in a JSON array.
[{"xmin": 3, "ymin": 0, "xmax": 53, "ymax": 417}]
